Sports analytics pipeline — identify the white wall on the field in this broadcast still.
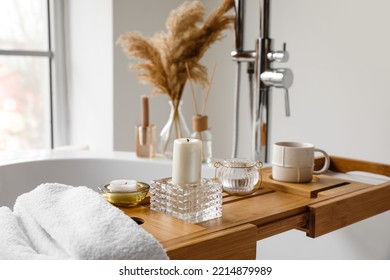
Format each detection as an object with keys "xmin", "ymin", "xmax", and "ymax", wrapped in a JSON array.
[
  {"xmin": 268, "ymin": 0, "xmax": 390, "ymax": 165},
  {"xmin": 66, "ymin": 0, "xmax": 113, "ymax": 151}
]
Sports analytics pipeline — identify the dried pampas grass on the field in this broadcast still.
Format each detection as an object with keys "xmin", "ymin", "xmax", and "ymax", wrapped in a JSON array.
[{"xmin": 117, "ymin": 0, "xmax": 234, "ymax": 102}]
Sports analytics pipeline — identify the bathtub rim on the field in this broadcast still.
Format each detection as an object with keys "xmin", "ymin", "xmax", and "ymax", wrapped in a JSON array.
[{"xmin": 0, "ymin": 150, "xmax": 172, "ymax": 167}]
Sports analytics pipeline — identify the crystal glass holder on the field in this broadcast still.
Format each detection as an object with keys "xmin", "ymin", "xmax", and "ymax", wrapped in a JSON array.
[{"xmin": 149, "ymin": 177, "xmax": 222, "ymax": 224}]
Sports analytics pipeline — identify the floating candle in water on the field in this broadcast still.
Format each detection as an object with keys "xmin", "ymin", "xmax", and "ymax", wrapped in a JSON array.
[{"xmin": 109, "ymin": 179, "xmax": 138, "ymax": 192}]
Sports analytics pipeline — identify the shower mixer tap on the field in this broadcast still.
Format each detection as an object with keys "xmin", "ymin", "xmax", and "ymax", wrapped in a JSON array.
[
  {"xmin": 260, "ymin": 43, "xmax": 293, "ymax": 117},
  {"xmin": 231, "ymin": 0, "xmax": 293, "ymax": 162}
]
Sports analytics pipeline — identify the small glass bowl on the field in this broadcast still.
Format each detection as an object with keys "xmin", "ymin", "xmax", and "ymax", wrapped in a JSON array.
[
  {"xmin": 215, "ymin": 158, "xmax": 262, "ymax": 195},
  {"xmin": 98, "ymin": 181, "xmax": 149, "ymax": 207}
]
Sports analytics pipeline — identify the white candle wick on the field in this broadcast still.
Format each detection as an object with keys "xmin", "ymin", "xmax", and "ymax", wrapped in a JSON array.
[{"xmin": 110, "ymin": 179, "xmax": 137, "ymax": 192}]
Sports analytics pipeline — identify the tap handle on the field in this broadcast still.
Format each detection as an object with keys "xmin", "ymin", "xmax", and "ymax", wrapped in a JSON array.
[
  {"xmin": 260, "ymin": 68, "xmax": 293, "ymax": 89},
  {"xmin": 260, "ymin": 68, "xmax": 293, "ymax": 117},
  {"xmin": 267, "ymin": 42, "xmax": 289, "ymax": 62},
  {"xmin": 284, "ymin": 89, "xmax": 291, "ymax": 117}
]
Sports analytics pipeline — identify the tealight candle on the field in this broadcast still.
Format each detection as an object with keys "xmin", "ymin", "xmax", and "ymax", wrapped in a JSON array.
[
  {"xmin": 171, "ymin": 138, "xmax": 202, "ymax": 185},
  {"xmin": 109, "ymin": 179, "xmax": 137, "ymax": 192}
]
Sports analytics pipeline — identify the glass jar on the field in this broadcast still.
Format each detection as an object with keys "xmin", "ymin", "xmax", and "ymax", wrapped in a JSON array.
[{"xmin": 215, "ymin": 158, "xmax": 262, "ymax": 195}]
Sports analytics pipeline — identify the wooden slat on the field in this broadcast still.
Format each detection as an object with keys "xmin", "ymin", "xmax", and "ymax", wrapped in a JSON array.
[
  {"xmin": 257, "ymin": 213, "xmax": 308, "ymax": 240},
  {"xmin": 317, "ymin": 181, "xmax": 372, "ymax": 198},
  {"xmin": 198, "ymin": 189, "xmax": 311, "ymax": 229},
  {"xmin": 315, "ymin": 156, "xmax": 390, "ymax": 176},
  {"xmin": 163, "ymin": 223, "xmax": 257, "ymax": 260},
  {"xmin": 222, "ymin": 188, "xmax": 274, "ymax": 204},
  {"xmin": 261, "ymin": 167, "xmax": 369, "ymax": 198},
  {"xmin": 120, "ymin": 205, "xmax": 205, "ymax": 243},
  {"xmin": 307, "ymin": 182, "xmax": 390, "ymax": 237}
]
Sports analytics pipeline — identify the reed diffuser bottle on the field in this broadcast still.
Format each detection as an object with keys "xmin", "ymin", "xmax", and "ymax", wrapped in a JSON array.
[
  {"xmin": 135, "ymin": 95, "xmax": 156, "ymax": 158},
  {"xmin": 186, "ymin": 62, "xmax": 216, "ymax": 164},
  {"xmin": 191, "ymin": 115, "xmax": 212, "ymax": 164}
]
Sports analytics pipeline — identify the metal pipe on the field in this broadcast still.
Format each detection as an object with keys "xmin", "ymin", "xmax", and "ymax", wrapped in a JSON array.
[
  {"xmin": 260, "ymin": 0, "xmax": 270, "ymax": 38},
  {"xmin": 252, "ymin": 0, "xmax": 271, "ymax": 162},
  {"xmin": 231, "ymin": 62, "xmax": 241, "ymax": 158},
  {"xmin": 231, "ymin": 0, "xmax": 292, "ymax": 162},
  {"xmin": 234, "ymin": 0, "xmax": 245, "ymax": 52},
  {"xmin": 231, "ymin": 0, "xmax": 245, "ymax": 158}
]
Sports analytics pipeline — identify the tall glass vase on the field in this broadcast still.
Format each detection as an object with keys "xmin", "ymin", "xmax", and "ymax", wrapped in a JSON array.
[{"xmin": 159, "ymin": 100, "xmax": 190, "ymax": 159}]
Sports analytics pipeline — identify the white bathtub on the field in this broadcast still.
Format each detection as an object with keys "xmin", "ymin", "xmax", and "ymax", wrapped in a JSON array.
[
  {"xmin": 0, "ymin": 150, "xmax": 215, "ymax": 208},
  {"xmin": 1, "ymin": 151, "xmax": 388, "ymax": 260}
]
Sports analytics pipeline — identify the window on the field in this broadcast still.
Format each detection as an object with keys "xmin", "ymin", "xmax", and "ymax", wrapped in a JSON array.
[{"xmin": 0, "ymin": 0, "xmax": 66, "ymax": 152}]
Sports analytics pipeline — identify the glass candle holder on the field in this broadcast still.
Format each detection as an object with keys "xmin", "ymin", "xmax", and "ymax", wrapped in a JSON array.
[
  {"xmin": 149, "ymin": 177, "xmax": 222, "ymax": 224},
  {"xmin": 98, "ymin": 182, "xmax": 149, "ymax": 207},
  {"xmin": 215, "ymin": 158, "xmax": 263, "ymax": 195},
  {"xmin": 135, "ymin": 124, "xmax": 156, "ymax": 158}
]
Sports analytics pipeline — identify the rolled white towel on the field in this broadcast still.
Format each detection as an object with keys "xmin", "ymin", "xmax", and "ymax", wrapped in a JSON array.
[{"xmin": 11, "ymin": 183, "xmax": 168, "ymax": 260}]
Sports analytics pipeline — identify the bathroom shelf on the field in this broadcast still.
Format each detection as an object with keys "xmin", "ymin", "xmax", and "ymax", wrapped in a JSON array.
[{"xmin": 121, "ymin": 156, "xmax": 390, "ymax": 260}]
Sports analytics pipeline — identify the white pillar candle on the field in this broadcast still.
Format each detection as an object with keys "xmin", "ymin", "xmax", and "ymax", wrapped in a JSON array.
[
  {"xmin": 171, "ymin": 138, "xmax": 202, "ymax": 185},
  {"xmin": 110, "ymin": 179, "xmax": 137, "ymax": 192}
]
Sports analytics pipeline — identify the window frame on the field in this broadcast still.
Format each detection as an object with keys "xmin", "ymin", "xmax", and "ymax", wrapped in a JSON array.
[{"xmin": 0, "ymin": 0, "xmax": 68, "ymax": 150}]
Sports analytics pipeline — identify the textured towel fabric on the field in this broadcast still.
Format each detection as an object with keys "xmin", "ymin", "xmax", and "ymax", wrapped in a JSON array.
[
  {"xmin": 0, "ymin": 206, "xmax": 53, "ymax": 259},
  {"xmin": 1, "ymin": 183, "xmax": 168, "ymax": 260}
]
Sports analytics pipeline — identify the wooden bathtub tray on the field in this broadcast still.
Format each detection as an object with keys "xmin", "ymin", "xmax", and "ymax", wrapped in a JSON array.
[{"xmin": 121, "ymin": 156, "xmax": 390, "ymax": 259}]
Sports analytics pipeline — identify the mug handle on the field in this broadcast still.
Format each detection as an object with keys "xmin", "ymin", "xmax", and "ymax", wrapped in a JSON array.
[{"xmin": 313, "ymin": 148, "xmax": 330, "ymax": 175}]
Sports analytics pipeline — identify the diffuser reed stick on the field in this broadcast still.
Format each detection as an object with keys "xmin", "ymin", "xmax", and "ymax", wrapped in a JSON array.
[
  {"xmin": 185, "ymin": 63, "xmax": 199, "ymax": 115},
  {"xmin": 201, "ymin": 62, "xmax": 217, "ymax": 115},
  {"xmin": 187, "ymin": 62, "xmax": 217, "ymax": 116}
]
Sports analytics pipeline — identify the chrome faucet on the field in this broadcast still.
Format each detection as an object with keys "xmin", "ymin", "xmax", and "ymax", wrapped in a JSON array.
[{"xmin": 231, "ymin": 0, "xmax": 293, "ymax": 162}]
